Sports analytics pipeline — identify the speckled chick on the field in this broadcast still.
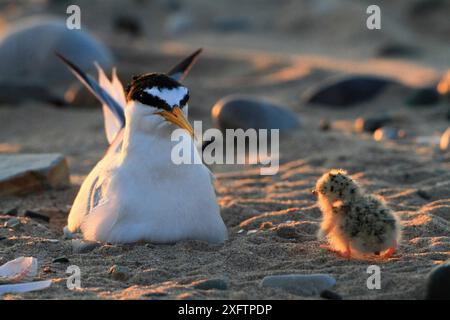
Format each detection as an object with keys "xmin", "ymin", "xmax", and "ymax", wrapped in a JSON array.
[{"xmin": 315, "ymin": 169, "xmax": 401, "ymax": 259}]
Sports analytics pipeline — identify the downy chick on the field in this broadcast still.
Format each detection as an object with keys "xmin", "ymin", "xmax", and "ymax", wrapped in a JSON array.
[{"xmin": 314, "ymin": 169, "xmax": 400, "ymax": 259}]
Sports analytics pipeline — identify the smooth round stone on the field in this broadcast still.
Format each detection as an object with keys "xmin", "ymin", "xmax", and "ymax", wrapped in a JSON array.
[
  {"xmin": 192, "ymin": 278, "xmax": 229, "ymax": 291},
  {"xmin": 302, "ymin": 76, "xmax": 397, "ymax": 107},
  {"xmin": 211, "ymin": 95, "xmax": 301, "ymax": 132},
  {"xmin": 355, "ymin": 114, "xmax": 392, "ymax": 133},
  {"xmin": 0, "ymin": 17, "xmax": 113, "ymax": 90},
  {"xmin": 4, "ymin": 217, "xmax": 20, "ymax": 228},
  {"xmin": 440, "ymin": 127, "xmax": 450, "ymax": 152},
  {"xmin": 425, "ymin": 260, "xmax": 450, "ymax": 299},
  {"xmin": 260, "ymin": 274, "xmax": 336, "ymax": 296},
  {"xmin": 373, "ymin": 127, "xmax": 406, "ymax": 141},
  {"xmin": 406, "ymin": 87, "xmax": 441, "ymax": 106}
]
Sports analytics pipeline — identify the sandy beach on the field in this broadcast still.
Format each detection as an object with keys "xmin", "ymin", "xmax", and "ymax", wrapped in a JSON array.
[{"xmin": 0, "ymin": 0, "xmax": 449, "ymax": 299}]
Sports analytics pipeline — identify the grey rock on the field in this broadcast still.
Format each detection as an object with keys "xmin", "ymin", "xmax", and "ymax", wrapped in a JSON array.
[
  {"xmin": 376, "ymin": 43, "xmax": 420, "ymax": 58},
  {"xmin": 320, "ymin": 289, "xmax": 343, "ymax": 300},
  {"xmin": 303, "ymin": 76, "xmax": 397, "ymax": 107},
  {"xmin": 192, "ymin": 277, "xmax": 229, "ymax": 291},
  {"xmin": 355, "ymin": 114, "xmax": 392, "ymax": 133},
  {"xmin": 406, "ymin": 87, "xmax": 441, "ymax": 106},
  {"xmin": 260, "ymin": 274, "xmax": 336, "ymax": 296},
  {"xmin": 108, "ymin": 265, "xmax": 130, "ymax": 281},
  {"xmin": 0, "ymin": 153, "xmax": 70, "ymax": 196},
  {"xmin": 52, "ymin": 257, "xmax": 69, "ymax": 264},
  {"xmin": 24, "ymin": 210, "xmax": 50, "ymax": 223},
  {"xmin": 4, "ymin": 217, "xmax": 20, "ymax": 228},
  {"xmin": 212, "ymin": 95, "xmax": 301, "ymax": 132},
  {"xmin": 113, "ymin": 15, "xmax": 142, "ymax": 36},
  {"xmin": 373, "ymin": 127, "xmax": 406, "ymax": 141},
  {"xmin": 0, "ymin": 17, "xmax": 113, "ymax": 97},
  {"xmin": 72, "ymin": 239, "xmax": 100, "ymax": 254},
  {"xmin": 426, "ymin": 260, "xmax": 450, "ymax": 299}
]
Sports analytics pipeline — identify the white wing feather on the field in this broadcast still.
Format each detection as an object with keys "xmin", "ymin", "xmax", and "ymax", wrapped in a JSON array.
[{"xmin": 96, "ymin": 64, "xmax": 127, "ymax": 144}]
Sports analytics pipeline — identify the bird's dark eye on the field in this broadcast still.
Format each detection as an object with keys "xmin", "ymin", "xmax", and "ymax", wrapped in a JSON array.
[{"xmin": 180, "ymin": 92, "xmax": 189, "ymax": 107}]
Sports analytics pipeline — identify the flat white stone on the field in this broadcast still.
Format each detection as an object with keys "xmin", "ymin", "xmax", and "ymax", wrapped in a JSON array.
[{"xmin": 260, "ymin": 274, "xmax": 336, "ymax": 296}]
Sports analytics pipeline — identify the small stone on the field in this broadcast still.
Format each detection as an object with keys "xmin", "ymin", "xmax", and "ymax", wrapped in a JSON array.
[
  {"xmin": 0, "ymin": 153, "xmax": 70, "ymax": 196},
  {"xmin": 425, "ymin": 260, "xmax": 450, "ymax": 299},
  {"xmin": 355, "ymin": 115, "xmax": 392, "ymax": 133},
  {"xmin": 72, "ymin": 239, "xmax": 100, "ymax": 254},
  {"xmin": 260, "ymin": 221, "xmax": 273, "ymax": 230},
  {"xmin": 5, "ymin": 208, "xmax": 18, "ymax": 216},
  {"xmin": 260, "ymin": 274, "xmax": 336, "ymax": 296},
  {"xmin": 320, "ymin": 289, "xmax": 343, "ymax": 300},
  {"xmin": 319, "ymin": 119, "xmax": 331, "ymax": 131},
  {"xmin": 142, "ymin": 290, "xmax": 167, "ymax": 298},
  {"xmin": 113, "ymin": 15, "xmax": 142, "ymax": 36},
  {"xmin": 192, "ymin": 278, "xmax": 229, "ymax": 291},
  {"xmin": 4, "ymin": 217, "xmax": 20, "ymax": 228},
  {"xmin": 24, "ymin": 210, "xmax": 50, "ymax": 223},
  {"xmin": 440, "ymin": 127, "xmax": 450, "ymax": 152},
  {"xmin": 52, "ymin": 257, "xmax": 69, "ymax": 264},
  {"xmin": 42, "ymin": 266, "xmax": 54, "ymax": 273},
  {"xmin": 108, "ymin": 265, "xmax": 130, "ymax": 281},
  {"xmin": 406, "ymin": 87, "xmax": 441, "ymax": 106},
  {"xmin": 275, "ymin": 225, "xmax": 299, "ymax": 239},
  {"xmin": 247, "ymin": 229, "xmax": 258, "ymax": 235},
  {"xmin": 212, "ymin": 95, "xmax": 301, "ymax": 132},
  {"xmin": 302, "ymin": 76, "xmax": 397, "ymax": 107},
  {"xmin": 417, "ymin": 189, "xmax": 432, "ymax": 200},
  {"xmin": 373, "ymin": 127, "xmax": 406, "ymax": 141},
  {"xmin": 376, "ymin": 43, "xmax": 420, "ymax": 58}
]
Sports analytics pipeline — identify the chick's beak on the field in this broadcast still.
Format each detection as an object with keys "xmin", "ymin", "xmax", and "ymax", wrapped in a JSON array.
[{"xmin": 155, "ymin": 106, "xmax": 194, "ymax": 137}]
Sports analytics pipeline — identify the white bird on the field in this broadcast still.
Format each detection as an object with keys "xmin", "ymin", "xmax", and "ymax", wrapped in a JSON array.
[{"xmin": 57, "ymin": 49, "xmax": 228, "ymax": 244}]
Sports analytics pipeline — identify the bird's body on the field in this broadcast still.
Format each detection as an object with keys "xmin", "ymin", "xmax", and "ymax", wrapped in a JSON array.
[
  {"xmin": 315, "ymin": 169, "xmax": 400, "ymax": 259},
  {"xmin": 60, "ymin": 50, "xmax": 228, "ymax": 244}
]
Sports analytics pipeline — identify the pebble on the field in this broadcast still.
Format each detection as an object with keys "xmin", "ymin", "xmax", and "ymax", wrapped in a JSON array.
[
  {"xmin": 275, "ymin": 225, "xmax": 299, "ymax": 239},
  {"xmin": 211, "ymin": 95, "xmax": 301, "ymax": 132},
  {"xmin": 440, "ymin": 127, "xmax": 450, "ymax": 152},
  {"xmin": 417, "ymin": 189, "xmax": 432, "ymax": 200},
  {"xmin": 24, "ymin": 210, "xmax": 50, "ymax": 223},
  {"xmin": 4, "ymin": 217, "xmax": 20, "ymax": 228},
  {"xmin": 0, "ymin": 153, "xmax": 70, "ymax": 196},
  {"xmin": 108, "ymin": 265, "xmax": 130, "ymax": 281},
  {"xmin": 4, "ymin": 208, "xmax": 18, "ymax": 216},
  {"xmin": 72, "ymin": 239, "xmax": 100, "ymax": 254},
  {"xmin": 425, "ymin": 260, "xmax": 450, "ymax": 299},
  {"xmin": 0, "ymin": 18, "xmax": 113, "ymax": 96},
  {"xmin": 354, "ymin": 114, "xmax": 392, "ymax": 133},
  {"xmin": 320, "ymin": 289, "xmax": 343, "ymax": 300},
  {"xmin": 192, "ymin": 278, "xmax": 229, "ymax": 291},
  {"xmin": 376, "ymin": 43, "xmax": 420, "ymax": 58},
  {"xmin": 302, "ymin": 76, "xmax": 397, "ymax": 107},
  {"xmin": 113, "ymin": 15, "xmax": 142, "ymax": 36},
  {"xmin": 52, "ymin": 257, "xmax": 69, "ymax": 264},
  {"xmin": 373, "ymin": 127, "xmax": 406, "ymax": 141},
  {"xmin": 406, "ymin": 87, "xmax": 441, "ymax": 106},
  {"xmin": 260, "ymin": 274, "xmax": 336, "ymax": 296},
  {"xmin": 319, "ymin": 119, "xmax": 331, "ymax": 131}
]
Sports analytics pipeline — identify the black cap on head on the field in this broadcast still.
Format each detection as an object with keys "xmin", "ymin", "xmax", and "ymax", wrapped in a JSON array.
[{"xmin": 126, "ymin": 73, "xmax": 189, "ymax": 111}]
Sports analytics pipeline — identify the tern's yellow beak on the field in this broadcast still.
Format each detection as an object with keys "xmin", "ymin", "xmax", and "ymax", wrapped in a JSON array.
[{"xmin": 155, "ymin": 106, "xmax": 194, "ymax": 137}]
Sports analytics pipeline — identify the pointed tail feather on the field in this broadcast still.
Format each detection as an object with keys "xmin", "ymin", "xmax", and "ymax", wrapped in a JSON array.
[
  {"xmin": 55, "ymin": 52, "xmax": 126, "ymax": 132},
  {"xmin": 167, "ymin": 48, "xmax": 203, "ymax": 82}
]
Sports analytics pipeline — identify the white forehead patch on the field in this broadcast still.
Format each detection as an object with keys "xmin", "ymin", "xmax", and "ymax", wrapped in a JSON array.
[{"xmin": 144, "ymin": 86, "xmax": 188, "ymax": 107}]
